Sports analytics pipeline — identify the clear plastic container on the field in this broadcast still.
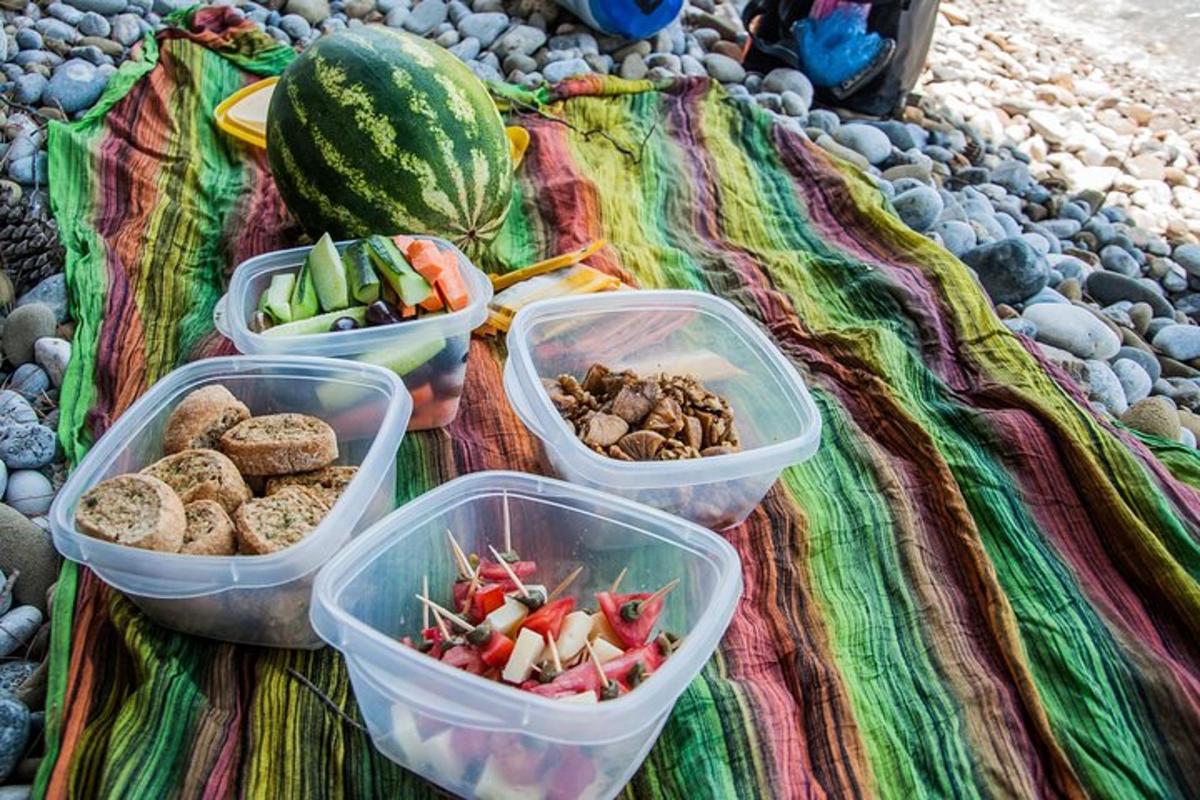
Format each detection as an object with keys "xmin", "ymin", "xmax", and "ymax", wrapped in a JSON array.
[
  {"xmin": 503, "ymin": 290, "xmax": 822, "ymax": 529},
  {"xmin": 213, "ymin": 237, "xmax": 493, "ymax": 430},
  {"xmin": 49, "ymin": 356, "xmax": 412, "ymax": 648},
  {"xmin": 310, "ymin": 471, "xmax": 742, "ymax": 800}
]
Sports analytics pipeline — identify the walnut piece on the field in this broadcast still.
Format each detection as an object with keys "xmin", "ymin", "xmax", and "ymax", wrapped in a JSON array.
[{"xmin": 582, "ymin": 413, "xmax": 629, "ymax": 448}]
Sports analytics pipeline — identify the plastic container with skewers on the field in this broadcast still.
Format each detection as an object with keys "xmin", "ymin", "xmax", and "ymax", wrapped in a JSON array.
[{"xmin": 310, "ymin": 471, "xmax": 742, "ymax": 799}]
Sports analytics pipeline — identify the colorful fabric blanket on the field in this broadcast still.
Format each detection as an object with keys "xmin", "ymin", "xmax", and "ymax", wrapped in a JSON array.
[{"xmin": 39, "ymin": 9, "xmax": 1200, "ymax": 799}]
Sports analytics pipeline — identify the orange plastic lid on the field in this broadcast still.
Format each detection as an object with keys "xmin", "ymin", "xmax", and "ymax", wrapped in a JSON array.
[{"xmin": 214, "ymin": 77, "xmax": 277, "ymax": 149}]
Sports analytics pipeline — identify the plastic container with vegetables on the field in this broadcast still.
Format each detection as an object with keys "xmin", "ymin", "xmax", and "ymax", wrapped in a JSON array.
[{"xmin": 215, "ymin": 235, "xmax": 492, "ymax": 430}]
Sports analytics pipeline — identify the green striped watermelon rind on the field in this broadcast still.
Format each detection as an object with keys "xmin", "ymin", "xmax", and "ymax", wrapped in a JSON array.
[{"xmin": 267, "ymin": 26, "xmax": 514, "ymax": 251}]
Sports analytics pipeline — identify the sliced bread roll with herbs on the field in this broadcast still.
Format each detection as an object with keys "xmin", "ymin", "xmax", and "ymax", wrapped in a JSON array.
[
  {"xmin": 141, "ymin": 448, "xmax": 252, "ymax": 514},
  {"xmin": 264, "ymin": 465, "xmax": 357, "ymax": 507},
  {"xmin": 162, "ymin": 385, "xmax": 251, "ymax": 454},
  {"xmin": 75, "ymin": 474, "xmax": 186, "ymax": 552},
  {"xmin": 219, "ymin": 413, "xmax": 338, "ymax": 476},
  {"xmin": 181, "ymin": 500, "xmax": 237, "ymax": 556},
  {"xmin": 233, "ymin": 486, "xmax": 329, "ymax": 555}
]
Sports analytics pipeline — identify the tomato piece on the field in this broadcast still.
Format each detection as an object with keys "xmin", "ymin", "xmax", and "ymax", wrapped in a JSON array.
[
  {"xmin": 596, "ymin": 590, "xmax": 664, "ymax": 648},
  {"xmin": 546, "ymin": 747, "xmax": 598, "ymax": 800},
  {"xmin": 473, "ymin": 583, "xmax": 507, "ymax": 619},
  {"xmin": 477, "ymin": 559, "xmax": 537, "ymax": 583},
  {"xmin": 478, "ymin": 631, "xmax": 515, "ymax": 668},
  {"xmin": 520, "ymin": 597, "xmax": 574, "ymax": 640}
]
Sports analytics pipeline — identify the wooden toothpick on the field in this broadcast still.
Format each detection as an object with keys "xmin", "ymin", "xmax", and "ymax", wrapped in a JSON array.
[
  {"xmin": 460, "ymin": 560, "xmax": 482, "ymax": 616},
  {"xmin": 584, "ymin": 640, "xmax": 611, "ymax": 689},
  {"xmin": 422, "ymin": 575, "xmax": 430, "ymax": 630},
  {"xmin": 428, "ymin": 605, "xmax": 451, "ymax": 642},
  {"xmin": 502, "ymin": 490, "xmax": 512, "ymax": 555},
  {"xmin": 416, "ymin": 594, "xmax": 475, "ymax": 632},
  {"xmin": 642, "ymin": 579, "xmax": 680, "ymax": 608},
  {"xmin": 446, "ymin": 529, "xmax": 472, "ymax": 578},
  {"xmin": 547, "ymin": 635, "xmax": 563, "ymax": 673},
  {"xmin": 610, "ymin": 567, "xmax": 628, "ymax": 594},
  {"xmin": 488, "ymin": 545, "xmax": 529, "ymax": 598},
  {"xmin": 547, "ymin": 566, "xmax": 583, "ymax": 602}
]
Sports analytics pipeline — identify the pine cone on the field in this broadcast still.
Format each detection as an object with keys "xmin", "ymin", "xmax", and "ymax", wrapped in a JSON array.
[{"xmin": 0, "ymin": 181, "xmax": 65, "ymax": 297}]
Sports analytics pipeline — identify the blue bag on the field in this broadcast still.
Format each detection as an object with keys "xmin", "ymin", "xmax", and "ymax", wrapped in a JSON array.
[{"xmin": 555, "ymin": 0, "xmax": 685, "ymax": 40}]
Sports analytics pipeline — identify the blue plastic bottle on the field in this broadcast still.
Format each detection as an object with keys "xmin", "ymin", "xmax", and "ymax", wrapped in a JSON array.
[{"xmin": 555, "ymin": 0, "xmax": 685, "ymax": 40}]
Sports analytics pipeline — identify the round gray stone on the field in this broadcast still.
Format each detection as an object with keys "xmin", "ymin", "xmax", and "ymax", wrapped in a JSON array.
[
  {"xmin": 961, "ymin": 238, "xmax": 1047, "ymax": 305},
  {"xmin": 1085, "ymin": 271, "xmax": 1174, "ymax": 318},
  {"xmin": 44, "ymin": 58, "xmax": 109, "ymax": 114},
  {"xmin": 4, "ymin": 473, "xmax": 52, "ymax": 518},
  {"xmin": 832, "ymin": 123, "xmax": 891, "ymax": 165},
  {"xmin": 1172, "ymin": 244, "xmax": 1200, "ymax": 277},
  {"xmin": 8, "ymin": 366, "xmax": 48, "ymax": 404},
  {"xmin": 2, "ymin": 305, "xmax": 56, "ymax": 367},
  {"xmin": 0, "ymin": 505, "xmax": 56, "ymax": 614},
  {"xmin": 0, "ymin": 697, "xmax": 29, "ymax": 783},
  {"xmin": 892, "ymin": 186, "xmax": 943, "ymax": 233},
  {"xmin": 1153, "ymin": 324, "xmax": 1200, "ymax": 362},
  {"xmin": 1084, "ymin": 359, "xmax": 1128, "ymax": 416},
  {"xmin": 702, "ymin": 53, "xmax": 744, "ymax": 83},
  {"xmin": 1024, "ymin": 304, "xmax": 1121, "ymax": 360},
  {"xmin": 1112, "ymin": 358, "xmax": 1153, "ymax": 405},
  {"xmin": 1100, "ymin": 245, "xmax": 1140, "ymax": 277},
  {"xmin": 403, "ymin": 0, "xmax": 447, "ymax": 35},
  {"xmin": 457, "ymin": 12, "xmax": 508, "ymax": 48},
  {"xmin": 0, "ymin": 425, "xmax": 55, "ymax": 471},
  {"xmin": 931, "ymin": 220, "xmax": 976, "ymax": 257},
  {"xmin": 1117, "ymin": 346, "xmax": 1161, "ymax": 383}
]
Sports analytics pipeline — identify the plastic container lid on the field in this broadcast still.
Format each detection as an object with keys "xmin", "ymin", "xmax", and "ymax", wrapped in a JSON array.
[{"xmin": 214, "ymin": 77, "xmax": 277, "ymax": 149}]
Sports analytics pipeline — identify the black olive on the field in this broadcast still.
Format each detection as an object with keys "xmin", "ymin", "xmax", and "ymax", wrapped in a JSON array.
[
  {"xmin": 627, "ymin": 662, "xmax": 646, "ymax": 687},
  {"xmin": 365, "ymin": 300, "xmax": 402, "ymax": 326},
  {"xmin": 537, "ymin": 667, "xmax": 559, "ymax": 684},
  {"xmin": 600, "ymin": 681, "xmax": 621, "ymax": 701},
  {"xmin": 329, "ymin": 315, "xmax": 361, "ymax": 332},
  {"xmin": 465, "ymin": 622, "xmax": 493, "ymax": 647}
]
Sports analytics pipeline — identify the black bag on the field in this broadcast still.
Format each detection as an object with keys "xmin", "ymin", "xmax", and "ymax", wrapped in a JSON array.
[{"xmin": 743, "ymin": 0, "xmax": 941, "ymax": 118}]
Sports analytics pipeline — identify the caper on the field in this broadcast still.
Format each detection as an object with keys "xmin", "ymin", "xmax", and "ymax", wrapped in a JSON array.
[
  {"xmin": 465, "ymin": 622, "xmax": 493, "ymax": 647},
  {"xmin": 619, "ymin": 600, "xmax": 642, "ymax": 622},
  {"xmin": 600, "ymin": 681, "xmax": 621, "ymax": 701}
]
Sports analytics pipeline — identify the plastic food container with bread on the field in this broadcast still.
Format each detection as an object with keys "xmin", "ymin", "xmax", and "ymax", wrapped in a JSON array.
[
  {"xmin": 503, "ymin": 290, "xmax": 822, "ymax": 529},
  {"xmin": 309, "ymin": 471, "xmax": 742, "ymax": 800},
  {"xmin": 49, "ymin": 355, "xmax": 411, "ymax": 648},
  {"xmin": 213, "ymin": 235, "xmax": 492, "ymax": 431}
]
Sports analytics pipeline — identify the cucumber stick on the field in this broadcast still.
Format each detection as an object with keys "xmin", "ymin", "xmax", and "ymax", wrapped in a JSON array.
[
  {"xmin": 361, "ymin": 336, "xmax": 445, "ymax": 376},
  {"xmin": 262, "ymin": 306, "xmax": 368, "ymax": 337},
  {"xmin": 310, "ymin": 233, "xmax": 351, "ymax": 311},
  {"xmin": 365, "ymin": 235, "xmax": 432, "ymax": 307},
  {"xmin": 290, "ymin": 253, "xmax": 320, "ymax": 321},
  {"xmin": 264, "ymin": 273, "xmax": 296, "ymax": 323},
  {"xmin": 344, "ymin": 241, "xmax": 381, "ymax": 304}
]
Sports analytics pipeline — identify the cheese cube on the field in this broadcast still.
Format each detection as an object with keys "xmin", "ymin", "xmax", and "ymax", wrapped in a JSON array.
[
  {"xmin": 389, "ymin": 706, "xmax": 426, "ymax": 766},
  {"xmin": 486, "ymin": 596, "xmax": 528, "ymax": 637},
  {"xmin": 592, "ymin": 637, "xmax": 623, "ymax": 665},
  {"xmin": 422, "ymin": 730, "xmax": 467, "ymax": 784},
  {"xmin": 502, "ymin": 627, "xmax": 545, "ymax": 684},
  {"xmin": 554, "ymin": 611, "xmax": 593, "ymax": 663},
  {"xmin": 590, "ymin": 611, "xmax": 621, "ymax": 646},
  {"xmin": 556, "ymin": 691, "xmax": 598, "ymax": 704},
  {"xmin": 475, "ymin": 757, "xmax": 547, "ymax": 800}
]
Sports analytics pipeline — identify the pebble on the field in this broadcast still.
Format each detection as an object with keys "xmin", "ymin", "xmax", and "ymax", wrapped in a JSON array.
[
  {"xmin": 0, "ymin": 396, "xmax": 36, "ymax": 432},
  {"xmin": 2, "ymin": 305, "xmax": 56, "ymax": 367},
  {"xmin": 279, "ymin": 14, "xmax": 311, "ymax": 40},
  {"xmin": 1085, "ymin": 271, "xmax": 1174, "ymax": 318},
  {"xmin": 0, "ymin": 505, "xmax": 57, "ymax": 614},
  {"xmin": 1099, "ymin": 245, "xmax": 1140, "ymax": 277},
  {"xmin": 832, "ymin": 123, "xmax": 892, "ymax": 165},
  {"xmin": 78, "ymin": 11, "xmax": 111, "ymax": 38},
  {"xmin": 991, "ymin": 160, "xmax": 1033, "ymax": 195},
  {"xmin": 111, "ymin": 13, "xmax": 142, "ymax": 46},
  {"xmin": 15, "ymin": 30, "xmax": 44, "ymax": 51},
  {"xmin": 1173, "ymin": 244, "xmax": 1200, "ymax": 277},
  {"xmin": 702, "ymin": 53, "xmax": 744, "ymax": 84},
  {"xmin": 1112, "ymin": 358, "xmax": 1152, "ymax": 405},
  {"xmin": 45, "ymin": 59, "xmax": 109, "ymax": 114},
  {"xmin": 0, "ymin": 662, "xmax": 35, "ymax": 700},
  {"xmin": 931, "ymin": 220, "xmax": 976, "ymax": 257},
  {"xmin": 457, "ymin": 12, "xmax": 507, "ymax": 48},
  {"xmin": 1152, "ymin": 324, "xmax": 1200, "ymax": 362},
  {"xmin": 0, "ymin": 424, "xmax": 55, "ymax": 471},
  {"xmin": 404, "ymin": 0, "xmax": 447, "ymax": 35},
  {"xmin": 12, "ymin": 75, "xmax": 47, "ymax": 107},
  {"xmin": 1122, "ymin": 396, "xmax": 1181, "ymax": 439},
  {"xmin": 543, "ymin": 57, "xmax": 589, "ymax": 84},
  {"xmin": 32, "ymin": 339, "xmax": 69, "ymax": 389},
  {"xmin": 493, "ymin": 25, "xmax": 545, "ymax": 58},
  {"xmin": 1084, "ymin": 359, "xmax": 1128, "ymax": 416},
  {"xmin": 0, "ymin": 607, "xmax": 40, "ymax": 659},
  {"xmin": 892, "ymin": 186, "xmax": 943, "ymax": 233},
  {"xmin": 761, "ymin": 68, "xmax": 812, "ymax": 110},
  {"xmin": 962, "ymin": 238, "xmax": 1047, "ymax": 305},
  {"xmin": 0, "ymin": 697, "xmax": 29, "ymax": 783},
  {"xmin": 1117, "ymin": 346, "xmax": 1162, "ymax": 382},
  {"xmin": 285, "ymin": 0, "xmax": 330, "ymax": 24},
  {"xmin": 1024, "ymin": 304, "xmax": 1121, "ymax": 360},
  {"xmin": 4, "ymin": 472, "xmax": 52, "ymax": 518},
  {"xmin": 66, "ymin": 0, "xmax": 128, "ymax": 13}
]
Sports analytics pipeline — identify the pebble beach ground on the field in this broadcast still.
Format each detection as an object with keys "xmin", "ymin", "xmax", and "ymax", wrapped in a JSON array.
[{"xmin": 1, "ymin": 0, "xmax": 1200, "ymax": 793}]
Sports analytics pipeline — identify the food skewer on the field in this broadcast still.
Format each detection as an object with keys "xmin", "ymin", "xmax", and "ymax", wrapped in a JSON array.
[
  {"xmin": 641, "ymin": 579, "xmax": 680, "ymax": 609},
  {"xmin": 460, "ymin": 559, "xmax": 482, "ymax": 616},
  {"xmin": 610, "ymin": 567, "xmax": 628, "ymax": 594},
  {"xmin": 584, "ymin": 639, "xmax": 619, "ymax": 699},
  {"xmin": 416, "ymin": 594, "xmax": 475, "ymax": 632},
  {"xmin": 547, "ymin": 635, "xmax": 564, "ymax": 674},
  {"xmin": 488, "ymin": 545, "xmax": 531, "ymax": 598},
  {"xmin": 547, "ymin": 565, "xmax": 584, "ymax": 602}
]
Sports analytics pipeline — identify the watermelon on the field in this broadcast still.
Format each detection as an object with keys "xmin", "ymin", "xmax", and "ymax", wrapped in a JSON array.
[{"xmin": 266, "ymin": 27, "xmax": 513, "ymax": 252}]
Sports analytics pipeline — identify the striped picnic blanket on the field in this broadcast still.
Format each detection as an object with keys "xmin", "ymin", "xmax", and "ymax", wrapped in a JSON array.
[{"xmin": 39, "ymin": 8, "xmax": 1200, "ymax": 798}]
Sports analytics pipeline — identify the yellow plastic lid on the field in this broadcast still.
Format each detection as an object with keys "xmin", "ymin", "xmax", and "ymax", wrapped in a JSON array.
[{"xmin": 214, "ymin": 77, "xmax": 278, "ymax": 150}]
